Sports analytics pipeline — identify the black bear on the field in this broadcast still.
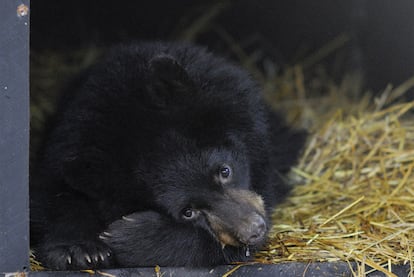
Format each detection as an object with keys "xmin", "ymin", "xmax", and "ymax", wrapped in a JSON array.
[{"xmin": 30, "ymin": 41, "xmax": 306, "ymax": 270}]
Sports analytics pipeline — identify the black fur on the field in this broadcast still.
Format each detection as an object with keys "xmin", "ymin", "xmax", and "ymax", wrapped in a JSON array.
[{"xmin": 30, "ymin": 41, "xmax": 306, "ymax": 269}]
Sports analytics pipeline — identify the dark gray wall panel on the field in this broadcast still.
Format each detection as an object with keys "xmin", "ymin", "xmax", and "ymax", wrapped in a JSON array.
[{"xmin": 0, "ymin": 0, "xmax": 30, "ymax": 273}]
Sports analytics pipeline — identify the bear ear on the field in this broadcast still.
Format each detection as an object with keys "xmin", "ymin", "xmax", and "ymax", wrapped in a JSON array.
[
  {"xmin": 149, "ymin": 54, "xmax": 190, "ymax": 85},
  {"xmin": 148, "ymin": 54, "xmax": 194, "ymax": 108}
]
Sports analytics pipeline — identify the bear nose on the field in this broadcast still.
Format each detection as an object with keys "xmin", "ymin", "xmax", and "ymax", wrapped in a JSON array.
[{"xmin": 242, "ymin": 213, "xmax": 266, "ymax": 245}]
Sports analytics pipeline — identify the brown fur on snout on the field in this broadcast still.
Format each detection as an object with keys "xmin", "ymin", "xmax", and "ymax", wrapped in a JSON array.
[
  {"xmin": 203, "ymin": 188, "xmax": 266, "ymax": 247},
  {"xmin": 207, "ymin": 214, "xmax": 240, "ymax": 247},
  {"xmin": 227, "ymin": 188, "xmax": 266, "ymax": 216}
]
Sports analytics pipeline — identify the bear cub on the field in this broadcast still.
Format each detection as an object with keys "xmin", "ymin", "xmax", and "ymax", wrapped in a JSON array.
[{"xmin": 30, "ymin": 41, "xmax": 306, "ymax": 270}]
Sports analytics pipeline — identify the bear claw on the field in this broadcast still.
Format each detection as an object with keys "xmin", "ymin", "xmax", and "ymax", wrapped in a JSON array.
[
  {"xmin": 85, "ymin": 254, "xmax": 92, "ymax": 264},
  {"xmin": 122, "ymin": 216, "xmax": 136, "ymax": 222}
]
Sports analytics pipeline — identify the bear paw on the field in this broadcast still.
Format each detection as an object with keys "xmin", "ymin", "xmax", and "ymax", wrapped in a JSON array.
[{"xmin": 36, "ymin": 239, "xmax": 114, "ymax": 270}]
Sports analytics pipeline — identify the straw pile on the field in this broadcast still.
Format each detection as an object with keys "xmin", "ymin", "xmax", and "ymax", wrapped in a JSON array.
[{"xmin": 256, "ymin": 77, "xmax": 414, "ymax": 276}]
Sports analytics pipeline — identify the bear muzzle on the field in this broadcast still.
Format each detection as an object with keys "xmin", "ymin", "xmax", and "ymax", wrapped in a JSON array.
[{"xmin": 203, "ymin": 188, "xmax": 267, "ymax": 248}]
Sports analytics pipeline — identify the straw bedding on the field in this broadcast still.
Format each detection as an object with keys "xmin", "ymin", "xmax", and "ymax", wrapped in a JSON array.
[{"xmin": 256, "ymin": 76, "xmax": 414, "ymax": 276}]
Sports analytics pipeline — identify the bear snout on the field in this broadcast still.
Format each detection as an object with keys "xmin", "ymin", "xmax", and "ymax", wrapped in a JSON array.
[{"xmin": 203, "ymin": 188, "xmax": 267, "ymax": 248}]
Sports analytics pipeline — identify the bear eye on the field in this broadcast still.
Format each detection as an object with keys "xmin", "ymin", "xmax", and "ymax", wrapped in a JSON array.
[
  {"xmin": 182, "ymin": 208, "xmax": 197, "ymax": 220},
  {"xmin": 218, "ymin": 165, "xmax": 232, "ymax": 183}
]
